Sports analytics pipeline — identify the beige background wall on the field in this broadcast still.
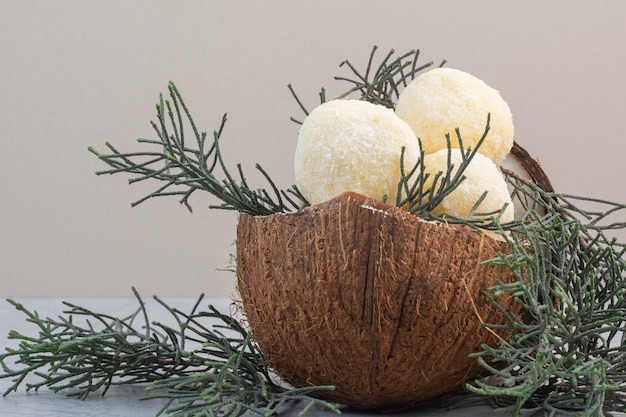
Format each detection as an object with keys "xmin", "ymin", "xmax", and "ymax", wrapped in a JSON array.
[{"xmin": 1, "ymin": 1, "xmax": 625, "ymax": 298}]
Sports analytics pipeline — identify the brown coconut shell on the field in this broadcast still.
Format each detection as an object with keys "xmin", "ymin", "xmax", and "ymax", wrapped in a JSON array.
[
  {"xmin": 508, "ymin": 141, "xmax": 554, "ymax": 193},
  {"xmin": 237, "ymin": 193, "xmax": 519, "ymax": 409},
  {"xmin": 236, "ymin": 142, "xmax": 551, "ymax": 410}
]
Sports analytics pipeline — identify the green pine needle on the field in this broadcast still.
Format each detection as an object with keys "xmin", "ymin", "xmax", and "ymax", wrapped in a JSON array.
[{"xmin": 0, "ymin": 289, "xmax": 339, "ymax": 417}]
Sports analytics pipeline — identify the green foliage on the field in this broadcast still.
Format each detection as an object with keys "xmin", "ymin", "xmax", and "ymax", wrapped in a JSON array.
[
  {"xmin": 89, "ymin": 83, "xmax": 308, "ymax": 215},
  {"xmin": 288, "ymin": 45, "xmax": 443, "ymax": 124},
  {"xmin": 0, "ymin": 289, "xmax": 339, "ymax": 417},
  {"xmin": 465, "ymin": 177, "xmax": 626, "ymax": 416}
]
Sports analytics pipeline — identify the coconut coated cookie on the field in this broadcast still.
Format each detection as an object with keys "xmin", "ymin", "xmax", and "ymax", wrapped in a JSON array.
[
  {"xmin": 395, "ymin": 67, "xmax": 514, "ymax": 165},
  {"xmin": 294, "ymin": 99, "xmax": 421, "ymax": 205}
]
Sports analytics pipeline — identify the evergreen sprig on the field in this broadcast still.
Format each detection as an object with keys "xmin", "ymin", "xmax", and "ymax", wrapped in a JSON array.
[
  {"xmin": 334, "ymin": 45, "xmax": 444, "ymax": 107},
  {"xmin": 88, "ymin": 82, "xmax": 308, "ymax": 215},
  {"xmin": 463, "ymin": 175, "xmax": 626, "ymax": 416},
  {"xmin": 0, "ymin": 289, "xmax": 339, "ymax": 417},
  {"xmin": 288, "ymin": 45, "xmax": 441, "ymax": 124}
]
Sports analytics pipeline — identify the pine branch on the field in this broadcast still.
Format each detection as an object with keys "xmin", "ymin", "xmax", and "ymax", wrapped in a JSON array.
[
  {"xmin": 464, "ymin": 178, "xmax": 626, "ymax": 417},
  {"xmin": 88, "ymin": 82, "xmax": 308, "ymax": 215},
  {"xmin": 0, "ymin": 289, "xmax": 339, "ymax": 417},
  {"xmin": 288, "ymin": 45, "xmax": 441, "ymax": 125}
]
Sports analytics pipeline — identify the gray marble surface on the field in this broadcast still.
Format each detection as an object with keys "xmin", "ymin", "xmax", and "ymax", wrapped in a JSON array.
[{"xmin": 0, "ymin": 297, "xmax": 621, "ymax": 417}]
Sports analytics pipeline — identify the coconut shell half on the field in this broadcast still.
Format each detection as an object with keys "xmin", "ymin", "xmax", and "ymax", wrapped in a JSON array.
[{"xmin": 236, "ymin": 191, "xmax": 521, "ymax": 409}]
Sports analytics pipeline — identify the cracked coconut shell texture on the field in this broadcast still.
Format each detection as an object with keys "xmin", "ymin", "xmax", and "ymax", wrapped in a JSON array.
[{"xmin": 236, "ymin": 192, "xmax": 520, "ymax": 409}]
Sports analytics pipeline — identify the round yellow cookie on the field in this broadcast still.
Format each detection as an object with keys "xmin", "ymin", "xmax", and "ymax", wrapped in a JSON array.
[
  {"xmin": 423, "ymin": 149, "xmax": 514, "ymax": 224},
  {"xmin": 294, "ymin": 99, "xmax": 421, "ymax": 205},
  {"xmin": 395, "ymin": 67, "xmax": 514, "ymax": 164}
]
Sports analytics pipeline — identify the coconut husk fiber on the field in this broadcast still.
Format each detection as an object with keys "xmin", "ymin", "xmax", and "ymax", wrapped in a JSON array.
[{"xmin": 236, "ymin": 191, "xmax": 521, "ymax": 410}]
